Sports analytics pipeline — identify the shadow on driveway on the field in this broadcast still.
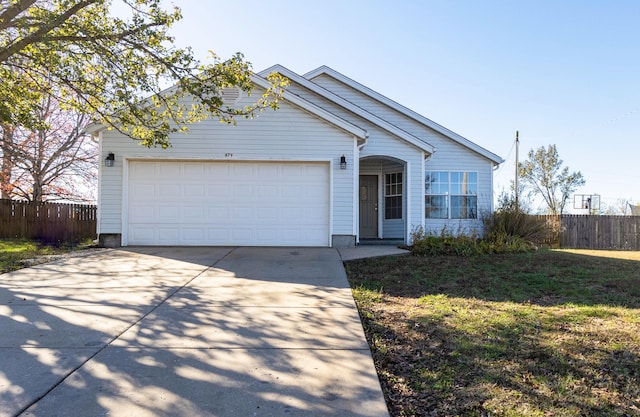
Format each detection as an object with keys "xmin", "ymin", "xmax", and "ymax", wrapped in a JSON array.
[{"xmin": 0, "ymin": 247, "xmax": 388, "ymax": 417}]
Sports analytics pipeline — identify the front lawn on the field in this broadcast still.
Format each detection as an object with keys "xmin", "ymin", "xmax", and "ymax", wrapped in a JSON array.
[
  {"xmin": 345, "ymin": 250, "xmax": 640, "ymax": 417},
  {"xmin": 0, "ymin": 239, "xmax": 92, "ymax": 274}
]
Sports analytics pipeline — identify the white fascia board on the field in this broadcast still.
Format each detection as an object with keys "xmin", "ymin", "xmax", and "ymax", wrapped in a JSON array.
[
  {"xmin": 258, "ymin": 66, "xmax": 435, "ymax": 154},
  {"xmin": 304, "ymin": 65, "xmax": 504, "ymax": 165}
]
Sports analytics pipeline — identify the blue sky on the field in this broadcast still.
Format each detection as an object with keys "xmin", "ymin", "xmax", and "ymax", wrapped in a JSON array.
[{"xmin": 165, "ymin": 0, "xmax": 639, "ymax": 213}]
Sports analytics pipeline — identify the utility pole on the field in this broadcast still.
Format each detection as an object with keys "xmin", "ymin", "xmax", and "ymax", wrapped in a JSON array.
[{"xmin": 515, "ymin": 131, "xmax": 519, "ymax": 212}]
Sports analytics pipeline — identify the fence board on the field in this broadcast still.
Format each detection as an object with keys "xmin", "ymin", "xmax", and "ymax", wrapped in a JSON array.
[
  {"xmin": 0, "ymin": 199, "xmax": 96, "ymax": 243},
  {"xmin": 535, "ymin": 215, "xmax": 640, "ymax": 250}
]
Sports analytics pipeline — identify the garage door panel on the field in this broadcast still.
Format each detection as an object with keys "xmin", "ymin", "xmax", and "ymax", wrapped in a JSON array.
[
  {"xmin": 127, "ymin": 161, "xmax": 330, "ymax": 246},
  {"xmin": 207, "ymin": 206, "xmax": 229, "ymax": 220},
  {"xmin": 231, "ymin": 207, "xmax": 253, "ymax": 220},
  {"xmin": 257, "ymin": 185, "xmax": 277, "ymax": 197},
  {"xmin": 207, "ymin": 228, "xmax": 230, "ymax": 241},
  {"xmin": 157, "ymin": 163, "xmax": 180, "ymax": 178},
  {"xmin": 130, "ymin": 227, "xmax": 155, "ymax": 242},
  {"xmin": 131, "ymin": 162, "xmax": 156, "ymax": 178},
  {"xmin": 184, "ymin": 184, "xmax": 205, "ymax": 198},
  {"xmin": 231, "ymin": 164, "xmax": 253, "ymax": 177},
  {"xmin": 157, "ymin": 206, "xmax": 179, "ymax": 220},
  {"xmin": 157, "ymin": 228, "xmax": 180, "ymax": 244},
  {"xmin": 231, "ymin": 184, "xmax": 253, "ymax": 198},
  {"xmin": 182, "ymin": 206, "xmax": 205, "ymax": 222},
  {"xmin": 158, "ymin": 184, "xmax": 179, "ymax": 198},
  {"xmin": 208, "ymin": 184, "xmax": 229, "ymax": 196},
  {"xmin": 132, "ymin": 183, "xmax": 156, "ymax": 198},
  {"xmin": 280, "ymin": 185, "xmax": 303, "ymax": 199},
  {"xmin": 182, "ymin": 228, "xmax": 205, "ymax": 241},
  {"xmin": 183, "ymin": 163, "xmax": 205, "ymax": 176},
  {"xmin": 255, "ymin": 229, "xmax": 278, "ymax": 242},
  {"xmin": 258, "ymin": 207, "xmax": 278, "ymax": 220}
]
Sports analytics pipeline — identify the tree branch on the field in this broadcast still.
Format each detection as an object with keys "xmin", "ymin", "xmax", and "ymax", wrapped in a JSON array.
[
  {"xmin": 0, "ymin": 0, "xmax": 38, "ymax": 31},
  {"xmin": 0, "ymin": 0, "xmax": 96, "ymax": 63}
]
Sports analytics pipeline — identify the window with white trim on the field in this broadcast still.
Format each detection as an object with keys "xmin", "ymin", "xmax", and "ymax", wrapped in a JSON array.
[
  {"xmin": 425, "ymin": 171, "xmax": 478, "ymax": 219},
  {"xmin": 384, "ymin": 172, "xmax": 403, "ymax": 219}
]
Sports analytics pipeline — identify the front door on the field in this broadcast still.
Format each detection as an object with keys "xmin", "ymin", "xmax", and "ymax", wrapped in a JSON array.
[{"xmin": 359, "ymin": 175, "xmax": 378, "ymax": 238}]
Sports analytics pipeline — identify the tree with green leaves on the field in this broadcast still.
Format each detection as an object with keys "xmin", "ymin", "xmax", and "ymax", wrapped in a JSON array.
[
  {"xmin": 0, "ymin": 0, "xmax": 288, "ymax": 148},
  {"xmin": 518, "ymin": 144, "xmax": 585, "ymax": 214}
]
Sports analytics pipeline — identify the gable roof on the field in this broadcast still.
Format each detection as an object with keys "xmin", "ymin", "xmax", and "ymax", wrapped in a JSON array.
[
  {"xmin": 86, "ymin": 74, "xmax": 368, "ymax": 142},
  {"xmin": 303, "ymin": 65, "xmax": 504, "ymax": 165},
  {"xmin": 259, "ymin": 65, "xmax": 436, "ymax": 154},
  {"xmin": 250, "ymin": 74, "xmax": 367, "ymax": 140}
]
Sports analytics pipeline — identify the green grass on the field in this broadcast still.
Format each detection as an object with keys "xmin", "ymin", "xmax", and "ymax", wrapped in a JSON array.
[
  {"xmin": 0, "ymin": 238, "xmax": 93, "ymax": 274},
  {"xmin": 345, "ymin": 250, "xmax": 640, "ymax": 417}
]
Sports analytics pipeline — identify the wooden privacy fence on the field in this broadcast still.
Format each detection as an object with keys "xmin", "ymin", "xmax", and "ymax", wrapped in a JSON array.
[
  {"xmin": 536, "ymin": 215, "xmax": 640, "ymax": 250},
  {"xmin": 0, "ymin": 200, "xmax": 97, "ymax": 243}
]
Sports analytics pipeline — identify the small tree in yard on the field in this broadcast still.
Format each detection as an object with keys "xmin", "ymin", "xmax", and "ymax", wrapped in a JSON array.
[{"xmin": 518, "ymin": 144, "xmax": 585, "ymax": 215}]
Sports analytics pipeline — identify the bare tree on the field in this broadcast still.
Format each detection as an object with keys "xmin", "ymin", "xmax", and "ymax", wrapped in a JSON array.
[
  {"xmin": 603, "ymin": 198, "xmax": 633, "ymax": 216},
  {"xmin": 0, "ymin": 94, "xmax": 97, "ymax": 202}
]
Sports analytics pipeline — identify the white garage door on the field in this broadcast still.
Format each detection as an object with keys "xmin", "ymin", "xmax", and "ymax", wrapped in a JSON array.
[{"xmin": 126, "ymin": 161, "xmax": 330, "ymax": 246}]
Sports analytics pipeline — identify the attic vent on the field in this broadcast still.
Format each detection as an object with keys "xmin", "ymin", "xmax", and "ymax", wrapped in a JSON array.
[{"xmin": 220, "ymin": 87, "xmax": 242, "ymax": 105}]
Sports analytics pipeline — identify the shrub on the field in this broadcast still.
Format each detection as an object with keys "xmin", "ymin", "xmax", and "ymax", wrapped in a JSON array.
[
  {"xmin": 410, "ymin": 211, "xmax": 548, "ymax": 256},
  {"xmin": 410, "ymin": 226, "xmax": 484, "ymax": 256},
  {"xmin": 483, "ymin": 208, "xmax": 551, "ymax": 249}
]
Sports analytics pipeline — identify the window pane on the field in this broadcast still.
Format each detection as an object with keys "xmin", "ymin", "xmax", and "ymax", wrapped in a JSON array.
[
  {"xmin": 463, "ymin": 172, "xmax": 477, "ymax": 195},
  {"xmin": 450, "ymin": 172, "xmax": 478, "ymax": 195},
  {"xmin": 385, "ymin": 196, "xmax": 402, "ymax": 219},
  {"xmin": 425, "ymin": 195, "xmax": 448, "ymax": 218},
  {"xmin": 426, "ymin": 171, "xmax": 449, "ymax": 195},
  {"xmin": 385, "ymin": 172, "xmax": 403, "ymax": 219},
  {"xmin": 450, "ymin": 196, "xmax": 477, "ymax": 219}
]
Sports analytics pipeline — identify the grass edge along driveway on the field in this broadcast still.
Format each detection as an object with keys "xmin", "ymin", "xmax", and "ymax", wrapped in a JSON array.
[
  {"xmin": 345, "ymin": 249, "xmax": 640, "ymax": 417},
  {"xmin": 0, "ymin": 239, "xmax": 82, "ymax": 274}
]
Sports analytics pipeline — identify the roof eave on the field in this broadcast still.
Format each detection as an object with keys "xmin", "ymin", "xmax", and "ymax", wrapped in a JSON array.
[
  {"xmin": 303, "ymin": 66, "xmax": 503, "ymax": 165},
  {"xmin": 259, "ymin": 65, "xmax": 435, "ymax": 155}
]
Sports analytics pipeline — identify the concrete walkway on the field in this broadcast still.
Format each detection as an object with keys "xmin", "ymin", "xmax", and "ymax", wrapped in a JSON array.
[{"xmin": 0, "ymin": 247, "xmax": 393, "ymax": 417}]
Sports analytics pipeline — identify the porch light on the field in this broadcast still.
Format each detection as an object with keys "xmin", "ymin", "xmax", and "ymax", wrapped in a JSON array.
[
  {"xmin": 340, "ymin": 155, "xmax": 347, "ymax": 170},
  {"xmin": 105, "ymin": 152, "xmax": 115, "ymax": 167}
]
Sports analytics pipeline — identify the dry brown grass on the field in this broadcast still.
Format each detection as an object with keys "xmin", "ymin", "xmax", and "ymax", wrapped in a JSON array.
[{"xmin": 346, "ymin": 250, "xmax": 640, "ymax": 417}]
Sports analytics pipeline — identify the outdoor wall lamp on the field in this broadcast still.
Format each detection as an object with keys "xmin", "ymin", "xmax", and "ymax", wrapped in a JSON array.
[
  {"xmin": 105, "ymin": 152, "xmax": 115, "ymax": 167},
  {"xmin": 340, "ymin": 155, "xmax": 347, "ymax": 170}
]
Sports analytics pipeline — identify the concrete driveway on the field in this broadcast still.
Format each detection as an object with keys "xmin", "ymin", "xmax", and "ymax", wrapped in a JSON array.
[{"xmin": 0, "ymin": 247, "xmax": 389, "ymax": 417}]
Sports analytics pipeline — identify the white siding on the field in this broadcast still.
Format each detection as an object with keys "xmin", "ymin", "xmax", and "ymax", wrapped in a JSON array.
[
  {"xmin": 98, "ymin": 94, "xmax": 357, "ymax": 241},
  {"xmin": 286, "ymin": 82, "xmax": 426, "ymax": 241},
  {"xmin": 308, "ymin": 74, "xmax": 496, "ymax": 236}
]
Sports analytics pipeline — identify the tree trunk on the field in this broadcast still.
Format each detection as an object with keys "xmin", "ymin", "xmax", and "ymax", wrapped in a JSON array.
[{"xmin": 1, "ymin": 124, "xmax": 14, "ymax": 199}]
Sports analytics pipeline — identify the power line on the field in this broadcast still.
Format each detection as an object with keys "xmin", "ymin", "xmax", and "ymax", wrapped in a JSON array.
[{"xmin": 494, "ymin": 137, "xmax": 517, "ymax": 175}]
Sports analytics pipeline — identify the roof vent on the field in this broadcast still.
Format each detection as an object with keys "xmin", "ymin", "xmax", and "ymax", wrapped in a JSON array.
[{"xmin": 220, "ymin": 87, "xmax": 242, "ymax": 105}]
